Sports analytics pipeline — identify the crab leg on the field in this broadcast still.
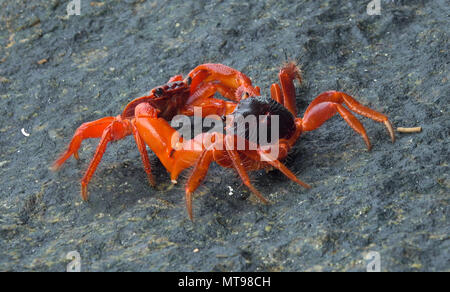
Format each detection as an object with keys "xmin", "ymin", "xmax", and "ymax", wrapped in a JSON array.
[
  {"xmin": 181, "ymin": 81, "xmax": 238, "ymax": 116},
  {"xmin": 254, "ymin": 149, "xmax": 311, "ymax": 189},
  {"xmin": 77, "ymin": 117, "xmax": 133, "ymax": 200},
  {"xmin": 184, "ymin": 143, "xmax": 216, "ymax": 220},
  {"xmin": 80, "ymin": 125, "xmax": 114, "ymax": 200},
  {"xmin": 131, "ymin": 122, "xmax": 155, "ymax": 187},
  {"xmin": 52, "ymin": 116, "xmax": 117, "ymax": 170},
  {"xmin": 187, "ymin": 80, "xmax": 241, "ymax": 104},
  {"xmin": 187, "ymin": 63, "xmax": 261, "ymax": 101},
  {"xmin": 301, "ymin": 91, "xmax": 395, "ymax": 149},
  {"xmin": 270, "ymin": 82, "xmax": 284, "ymax": 104},
  {"xmin": 180, "ymin": 99, "xmax": 237, "ymax": 117},
  {"xmin": 224, "ymin": 135, "xmax": 269, "ymax": 204},
  {"xmin": 304, "ymin": 101, "xmax": 373, "ymax": 149},
  {"xmin": 270, "ymin": 62, "xmax": 302, "ymax": 116},
  {"xmin": 53, "ymin": 115, "xmax": 162, "ymax": 200},
  {"xmin": 183, "ymin": 134, "xmax": 269, "ymax": 220}
]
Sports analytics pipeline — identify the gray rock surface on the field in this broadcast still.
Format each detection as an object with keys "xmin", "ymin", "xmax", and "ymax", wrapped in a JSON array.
[{"xmin": 0, "ymin": 0, "xmax": 448, "ymax": 271}]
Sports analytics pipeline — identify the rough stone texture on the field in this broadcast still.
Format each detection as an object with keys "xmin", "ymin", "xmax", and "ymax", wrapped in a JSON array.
[{"xmin": 0, "ymin": 0, "xmax": 448, "ymax": 271}]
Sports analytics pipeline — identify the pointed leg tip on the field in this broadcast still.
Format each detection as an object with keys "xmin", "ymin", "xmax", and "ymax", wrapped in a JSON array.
[
  {"xmin": 147, "ymin": 176, "xmax": 156, "ymax": 187},
  {"xmin": 253, "ymin": 189, "xmax": 270, "ymax": 204},
  {"xmin": 51, "ymin": 156, "xmax": 66, "ymax": 171},
  {"xmin": 362, "ymin": 136, "xmax": 372, "ymax": 151},
  {"xmin": 261, "ymin": 198, "xmax": 271, "ymax": 205},
  {"xmin": 81, "ymin": 185, "xmax": 89, "ymax": 201},
  {"xmin": 245, "ymin": 184, "xmax": 266, "ymax": 203},
  {"xmin": 297, "ymin": 180, "xmax": 311, "ymax": 189},
  {"xmin": 384, "ymin": 120, "xmax": 396, "ymax": 143},
  {"xmin": 52, "ymin": 151, "xmax": 77, "ymax": 170},
  {"xmin": 254, "ymin": 192, "xmax": 270, "ymax": 205},
  {"xmin": 185, "ymin": 190, "xmax": 194, "ymax": 221}
]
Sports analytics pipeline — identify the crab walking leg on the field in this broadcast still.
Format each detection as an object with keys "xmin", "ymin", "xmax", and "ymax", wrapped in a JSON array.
[
  {"xmin": 52, "ymin": 116, "xmax": 117, "ymax": 170},
  {"xmin": 270, "ymin": 83, "xmax": 284, "ymax": 105},
  {"xmin": 184, "ymin": 143, "xmax": 217, "ymax": 220},
  {"xmin": 334, "ymin": 104, "xmax": 373, "ymax": 150},
  {"xmin": 302, "ymin": 101, "xmax": 373, "ymax": 150},
  {"xmin": 187, "ymin": 80, "xmax": 242, "ymax": 105},
  {"xmin": 255, "ymin": 149, "xmax": 311, "ymax": 189},
  {"xmin": 241, "ymin": 147, "xmax": 310, "ymax": 189},
  {"xmin": 224, "ymin": 135, "xmax": 269, "ymax": 204},
  {"xmin": 181, "ymin": 98, "xmax": 237, "ymax": 117},
  {"xmin": 187, "ymin": 63, "xmax": 261, "ymax": 101},
  {"xmin": 276, "ymin": 62, "xmax": 302, "ymax": 117},
  {"xmin": 77, "ymin": 117, "xmax": 133, "ymax": 200},
  {"xmin": 80, "ymin": 126, "xmax": 114, "ymax": 200},
  {"xmin": 131, "ymin": 122, "xmax": 155, "ymax": 187},
  {"xmin": 52, "ymin": 115, "xmax": 136, "ymax": 200},
  {"xmin": 181, "ymin": 82, "xmax": 239, "ymax": 116},
  {"xmin": 303, "ymin": 91, "xmax": 395, "ymax": 143}
]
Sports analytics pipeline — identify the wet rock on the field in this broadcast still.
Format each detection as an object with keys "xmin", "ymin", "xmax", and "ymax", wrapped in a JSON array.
[{"xmin": 0, "ymin": 0, "xmax": 448, "ymax": 271}]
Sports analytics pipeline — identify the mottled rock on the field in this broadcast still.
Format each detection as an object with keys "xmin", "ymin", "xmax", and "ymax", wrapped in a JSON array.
[{"xmin": 0, "ymin": 0, "xmax": 448, "ymax": 271}]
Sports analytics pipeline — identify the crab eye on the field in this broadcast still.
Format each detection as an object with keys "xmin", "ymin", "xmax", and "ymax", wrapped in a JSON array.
[
  {"xmin": 185, "ymin": 76, "xmax": 192, "ymax": 86},
  {"xmin": 154, "ymin": 87, "xmax": 164, "ymax": 97},
  {"xmin": 242, "ymin": 92, "xmax": 249, "ymax": 99}
]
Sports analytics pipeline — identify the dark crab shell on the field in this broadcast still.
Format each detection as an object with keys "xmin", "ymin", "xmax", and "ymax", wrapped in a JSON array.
[{"xmin": 228, "ymin": 96, "xmax": 296, "ymax": 145}]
